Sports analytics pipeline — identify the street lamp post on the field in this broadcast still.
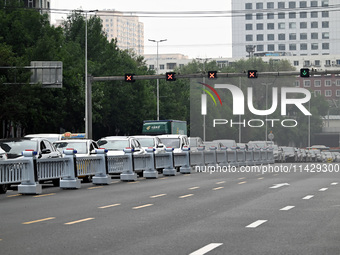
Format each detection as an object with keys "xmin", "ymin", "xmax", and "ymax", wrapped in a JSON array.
[{"xmin": 148, "ymin": 39, "xmax": 167, "ymax": 120}]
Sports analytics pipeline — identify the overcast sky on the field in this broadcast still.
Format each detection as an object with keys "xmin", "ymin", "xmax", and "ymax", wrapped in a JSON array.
[{"xmin": 51, "ymin": 0, "xmax": 232, "ymax": 59}]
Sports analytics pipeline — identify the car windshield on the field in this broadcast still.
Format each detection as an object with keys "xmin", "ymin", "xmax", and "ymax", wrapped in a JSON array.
[
  {"xmin": 97, "ymin": 139, "xmax": 130, "ymax": 150},
  {"xmin": 54, "ymin": 142, "xmax": 88, "ymax": 154},
  {"xmin": 159, "ymin": 138, "xmax": 180, "ymax": 148},
  {"xmin": 0, "ymin": 139, "xmax": 38, "ymax": 158},
  {"xmin": 135, "ymin": 138, "xmax": 155, "ymax": 147}
]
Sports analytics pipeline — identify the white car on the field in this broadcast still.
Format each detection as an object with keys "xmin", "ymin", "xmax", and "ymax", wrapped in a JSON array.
[
  {"xmin": 0, "ymin": 148, "xmax": 8, "ymax": 194},
  {"xmin": 132, "ymin": 135, "xmax": 165, "ymax": 154},
  {"xmin": 25, "ymin": 133, "xmax": 63, "ymax": 143},
  {"xmin": 157, "ymin": 134, "xmax": 189, "ymax": 153},
  {"xmin": 53, "ymin": 139, "xmax": 99, "ymax": 182},
  {"xmin": 96, "ymin": 136, "xmax": 145, "ymax": 156}
]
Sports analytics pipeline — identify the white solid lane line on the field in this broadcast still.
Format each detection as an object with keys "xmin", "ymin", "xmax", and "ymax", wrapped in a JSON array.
[
  {"xmin": 303, "ymin": 195, "xmax": 314, "ymax": 200},
  {"xmin": 280, "ymin": 206, "xmax": 295, "ymax": 211},
  {"xmin": 246, "ymin": 220, "xmax": 267, "ymax": 228},
  {"xmin": 189, "ymin": 243, "xmax": 223, "ymax": 255}
]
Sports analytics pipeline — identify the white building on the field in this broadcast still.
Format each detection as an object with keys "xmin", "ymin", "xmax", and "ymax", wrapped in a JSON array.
[
  {"xmin": 231, "ymin": 0, "xmax": 340, "ymax": 58},
  {"xmin": 96, "ymin": 10, "xmax": 144, "ymax": 56}
]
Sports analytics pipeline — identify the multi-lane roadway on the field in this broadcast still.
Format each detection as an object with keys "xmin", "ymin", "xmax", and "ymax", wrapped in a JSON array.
[{"xmin": 0, "ymin": 163, "xmax": 339, "ymax": 255}]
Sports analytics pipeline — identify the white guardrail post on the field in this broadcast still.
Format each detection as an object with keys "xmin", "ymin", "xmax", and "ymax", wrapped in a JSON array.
[
  {"xmin": 60, "ymin": 149, "xmax": 81, "ymax": 189},
  {"xmin": 143, "ymin": 148, "xmax": 158, "ymax": 179},
  {"xmin": 120, "ymin": 148, "xmax": 137, "ymax": 181},
  {"xmin": 92, "ymin": 148, "xmax": 111, "ymax": 185},
  {"xmin": 163, "ymin": 147, "xmax": 176, "ymax": 176},
  {"xmin": 18, "ymin": 150, "xmax": 42, "ymax": 195},
  {"xmin": 180, "ymin": 146, "xmax": 191, "ymax": 174}
]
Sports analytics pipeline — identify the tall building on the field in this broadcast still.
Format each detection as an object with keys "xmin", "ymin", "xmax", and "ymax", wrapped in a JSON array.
[
  {"xmin": 96, "ymin": 10, "xmax": 144, "ymax": 56},
  {"xmin": 231, "ymin": 0, "xmax": 340, "ymax": 58}
]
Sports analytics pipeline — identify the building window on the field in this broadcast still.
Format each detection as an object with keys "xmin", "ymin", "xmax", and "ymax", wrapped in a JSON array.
[
  {"xmin": 322, "ymin": 43, "xmax": 330, "ymax": 50},
  {"xmin": 278, "ymin": 34, "xmax": 286, "ymax": 40},
  {"xmin": 314, "ymin": 90, "xmax": 321, "ymax": 96},
  {"xmin": 267, "ymin": 23, "xmax": 275, "ymax": 30},
  {"xmin": 149, "ymin": 65, "xmax": 154, "ymax": 70},
  {"xmin": 294, "ymin": 61, "xmax": 299, "ymax": 66},
  {"xmin": 304, "ymin": 80, "xmax": 311, "ymax": 87},
  {"xmin": 257, "ymin": 45, "xmax": 264, "ymax": 51},
  {"xmin": 267, "ymin": 2, "xmax": 274, "ymax": 8},
  {"xmin": 256, "ymin": 13, "xmax": 263, "ymax": 19},
  {"xmin": 300, "ymin": 1, "xmax": 307, "ymax": 8},
  {"xmin": 278, "ymin": 2, "xmax": 285, "ymax": 8},
  {"xmin": 267, "ymin": 13, "xmax": 275, "ymax": 19},
  {"xmin": 322, "ymin": 21, "xmax": 329, "ymax": 28},
  {"xmin": 322, "ymin": 32, "xmax": 329, "ymax": 39},
  {"xmin": 336, "ymin": 80, "xmax": 340, "ymax": 86},
  {"xmin": 300, "ymin": 44, "xmax": 308, "ymax": 50},
  {"xmin": 245, "ymin": 14, "xmax": 252, "ymax": 20},
  {"xmin": 311, "ymin": 11, "xmax": 318, "ymax": 18},
  {"xmin": 314, "ymin": 80, "xmax": 321, "ymax": 87},
  {"xmin": 289, "ymin": 12, "xmax": 296, "ymax": 18},
  {"xmin": 289, "ymin": 33, "xmax": 297, "ymax": 40},
  {"xmin": 325, "ymin": 80, "xmax": 331, "ymax": 86},
  {"xmin": 311, "ymin": 1, "xmax": 318, "ymax": 7},
  {"xmin": 268, "ymin": 34, "xmax": 275, "ymax": 40},
  {"xmin": 294, "ymin": 80, "xmax": 300, "ymax": 87},
  {"xmin": 311, "ymin": 43, "xmax": 319, "ymax": 50},
  {"xmin": 322, "ymin": 1, "xmax": 329, "ymax": 7},
  {"xmin": 278, "ymin": 13, "xmax": 285, "ymax": 19},
  {"xmin": 246, "ymin": 35, "xmax": 253, "ymax": 41},
  {"xmin": 300, "ymin": 22, "xmax": 307, "ymax": 29},
  {"xmin": 246, "ymin": 24, "xmax": 253, "ymax": 30},
  {"xmin": 315, "ymin": 60, "xmax": 321, "ymax": 66},
  {"xmin": 337, "ymin": 60, "xmax": 340, "ymax": 65},
  {"xmin": 256, "ymin": 3, "xmax": 263, "ymax": 9},
  {"xmin": 289, "ymin": 22, "xmax": 296, "ymax": 29},
  {"xmin": 289, "ymin": 2, "xmax": 296, "ymax": 8},
  {"xmin": 245, "ymin": 3, "xmax": 252, "ymax": 9},
  {"xmin": 300, "ymin": 33, "xmax": 307, "ymax": 40},
  {"xmin": 257, "ymin": 34, "xmax": 264, "ymax": 41},
  {"xmin": 325, "ymin": 90, "xmax": 332, "ymax": 97},
  {"xmin": 268, "ymin": 44, "xmax": 275, "ymax": 51},
  {"xmin": 257, "ymin": 23, "xmax": 264, "ymax": 30},
  {"xmin": 336, "ymin": 90, "xmax": 340, "ymax": 97},
  {"xmin": 167, "ymin": 63, "xmax": 176, "ymax": 69},
  {"xmin": 278, "ymin": 44, "xmax": 286, "ymax": 50},
  {"xmin": 289, "ymin": 44, "xmax": 297, "ymax": 50},
  {"xmin": 311, "ymin": 22, "xmax": 318, "ymax": 28},
  {"xmin": 325, "ymin": 60, "xmax": 331, "ymax": 66},
  {"xmin": 322, "ymin": 11, "xmax": 329, "ymax": 17},
  {"xmin": 300, "ymin": 12, "xmax": 307, "ymax": 18},
  {"xmin": 311, "ymin": 33, "xmax": 318, "ymax": 39},
  {"xmin": 160, "ymin": 65, "xmax": 164, "ymax": 70},
  {"xmin": 278, "ymin": 23, "xmax": 285, "ymax": 29}
]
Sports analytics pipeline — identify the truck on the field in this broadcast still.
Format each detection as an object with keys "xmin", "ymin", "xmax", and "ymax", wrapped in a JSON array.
[{"xmin": 142, "ymin": 120, "xmax": 187, "ymax": 135}]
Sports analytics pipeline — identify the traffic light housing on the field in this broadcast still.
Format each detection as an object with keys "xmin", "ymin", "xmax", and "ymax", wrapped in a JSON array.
[
  {"xmin": 300, "ymin": 68, "xmax": 310, "ymax": 78},
  {"xmin": 166, "ymin": 72, "xmax": 176, "ymax": 81},
  {"xmin": 125, "ymin": 73, "xmax": 135, "ymax": 82},
  {"xmin": 247, "ymin": 70, "xmax": 258, "ymax": 78},
  {"xmin": 208, "ymin": 71, "xmax": 217, "ymax": 79}
]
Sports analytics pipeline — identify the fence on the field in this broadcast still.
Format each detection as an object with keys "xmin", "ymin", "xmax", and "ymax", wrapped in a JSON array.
[{"xmin": 0, "ymin": 147, "xmax": 274, "ymax": 194}]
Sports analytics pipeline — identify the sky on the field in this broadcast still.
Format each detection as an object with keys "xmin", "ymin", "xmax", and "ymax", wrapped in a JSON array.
[{"xmin": 51, "ymin": 0, "xmax": 233, "ymax": 59}]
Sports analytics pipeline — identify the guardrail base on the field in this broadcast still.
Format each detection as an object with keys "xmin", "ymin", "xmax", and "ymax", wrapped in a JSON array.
[
  {"xmin": 163, "ymin": 168, "xmax": 176, "ymax": 176},
  {"xmin": 120, "ymin": 173, "xmax": 137, "ymax": 181},
  {"xmin": 92, "ymin": 175, "xmax": 111, "ymax": 185},
  {"xmin": 180, "ymin": 167, "xmax": 191, "ymax": 174},
  {"xmin": 60, "ymin": 179, "xmax": 81, "ymax": 189},
  {"xmin": 18, "ymin": 183, "xmax": 42, "ymax": 195},
  {"xmin": 143, "ymin": 171, "xmax": 159, "ymax": 179}
]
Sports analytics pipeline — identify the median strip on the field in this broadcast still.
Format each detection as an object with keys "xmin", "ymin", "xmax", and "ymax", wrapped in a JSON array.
[{"xmin": 23, "ymin": 217, "xmax": 56, "ymax": 225}]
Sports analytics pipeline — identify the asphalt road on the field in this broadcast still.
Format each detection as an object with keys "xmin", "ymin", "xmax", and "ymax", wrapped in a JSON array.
[{"xmin": 0, "ymin": 163, "xmax": 339, "ymax": 255}]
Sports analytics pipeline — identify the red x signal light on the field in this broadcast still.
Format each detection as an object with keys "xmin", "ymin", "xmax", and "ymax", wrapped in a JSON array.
[
  {"xmin": 247, "ymin": 70, "xmax": 258, "ymax": 78},
  {"xmin": 208, "ymin": 71, "xmax": 217, "ymax": 79},
  {"xmin": 124, "ymin": 73, "xmax": 135, "ymax": 82},
  {"xmin": 166, "ymin": 72, "xmax": 176, "ymax": 81}
]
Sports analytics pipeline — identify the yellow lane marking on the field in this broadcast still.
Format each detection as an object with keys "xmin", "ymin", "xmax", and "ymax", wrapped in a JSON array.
[
  {"xmin": 111, "ymin": 181, "xmax": 120, "ymax": 184},
  {"xmin": 258, "ymin": 177, "xmax": 264, "ymax": 180},
  {"xmin": 98, "ymin": 203, "xmax": 121, "ymax": 209},
  {"xmin": 238, "ymin": 181, "xmax": 247, "ymax": 185},
  {"xmin": 34, "ymin": 193, "xmax": 56, "ymax": 198},
  {"xmin": 7, "ymin": 194, "xmax": 22, "ymax": 198},
  {"xmin": 189, "ymin": 186, "xmax": 200, "ymax": 190},
  {"xmin": 213, "ymin": 187, "xmax": 224, "ymax": 190},
  {"xmin": 150, "ymin": 194, "xmax": 166, "ymax": 198},
  {"xmin": 159, "ymin": 177, "xmax": 168, "ymax": 180},
  {"xmin": 88, "ymin": 186, "xmax": 103, "ymax": 190},
  {"xmin": 64, "ymin": 218, "xmax": 94, "ymax": 225},
  {"xmin": 22, "ymin": 217, "xmax": 56, "ymax": 225},
  {"xmin": 216, "ymin": 181, "xmax": 226, "ymax": 184},
  {"xmin": 132, "ymin": 204, "xmax": 153, "ymax": 210},
  {"xmin": 128, "ymin": 181, "xmax": 140, "ymax": 184},
  {"xmin": 179, "ymin": 194, "xmax": 194, "ymax": 198}
]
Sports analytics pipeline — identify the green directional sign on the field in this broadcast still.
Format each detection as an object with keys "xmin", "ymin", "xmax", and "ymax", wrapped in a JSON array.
[{"xmin": 300, "ymin": 68, "xmax": 310, "ymax": 78}]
